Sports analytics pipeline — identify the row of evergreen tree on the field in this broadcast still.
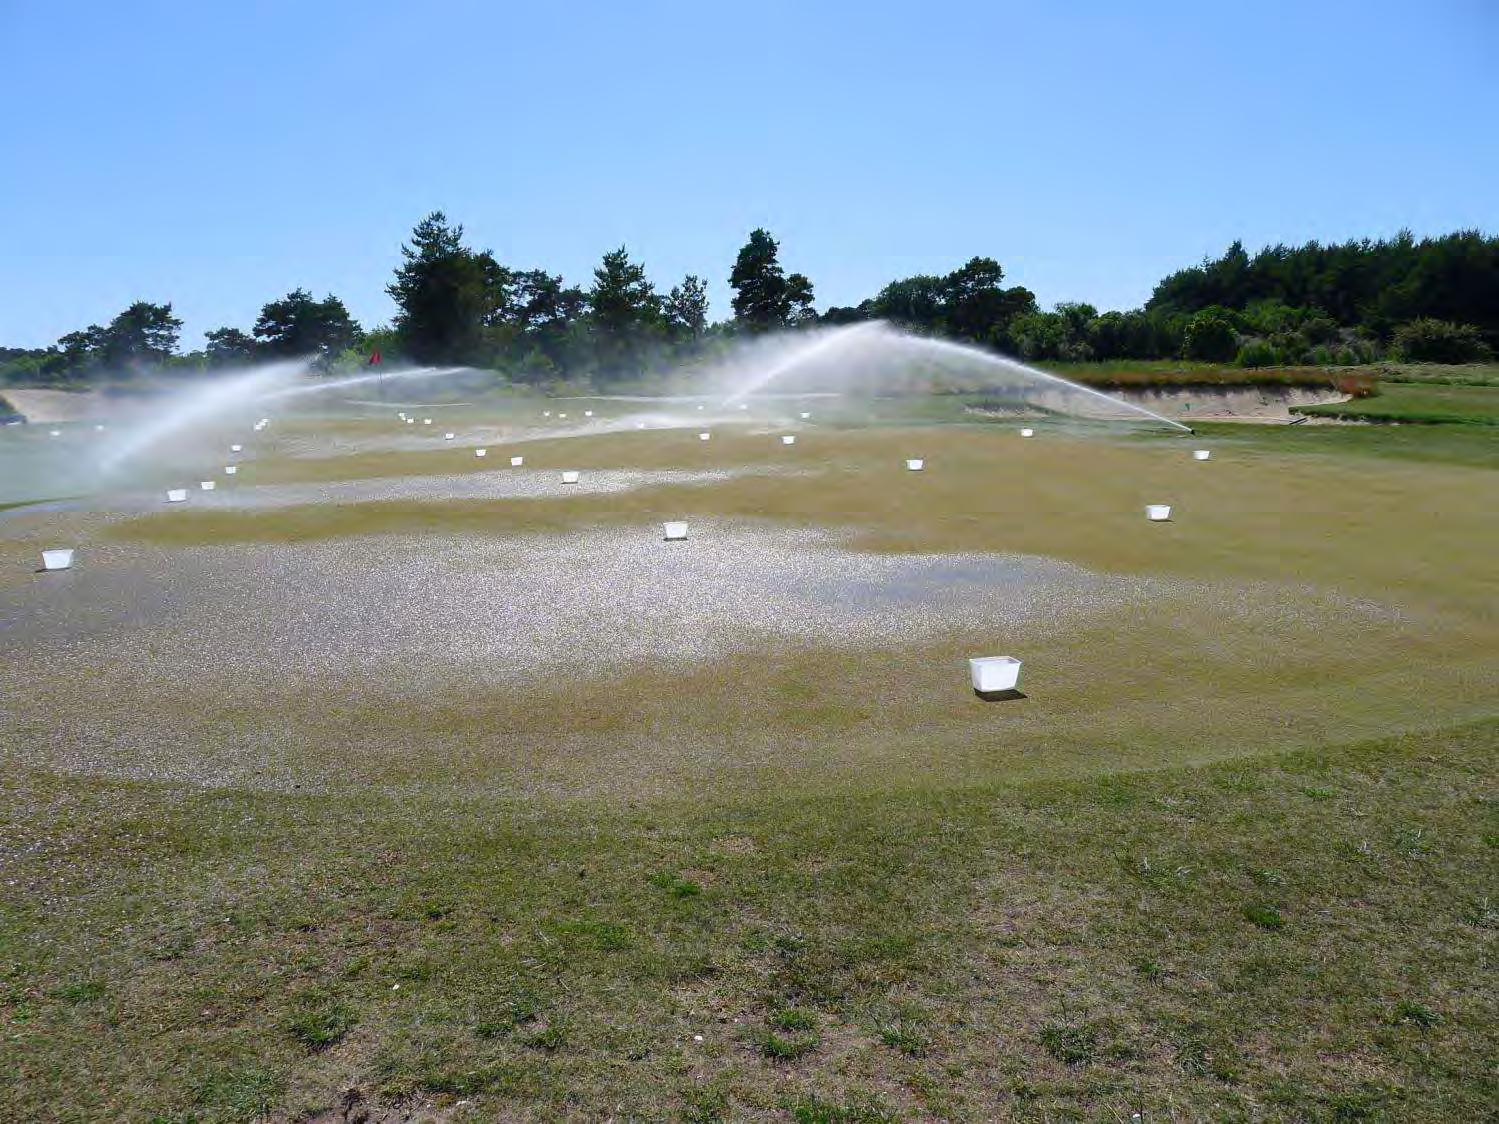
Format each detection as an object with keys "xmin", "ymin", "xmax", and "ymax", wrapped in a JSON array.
[{"xmin": 3, "ymin": 219, "xmax": 1494, "ymax": 387}]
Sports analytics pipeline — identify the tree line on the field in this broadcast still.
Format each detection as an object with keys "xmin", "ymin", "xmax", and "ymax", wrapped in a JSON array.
[{"xmin": 4, "ymin": 220, "xmax": 1494, "ymax": 388}]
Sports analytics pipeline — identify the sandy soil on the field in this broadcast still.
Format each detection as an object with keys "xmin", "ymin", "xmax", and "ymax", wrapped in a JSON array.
[{"xmin": 3, "ymin": 388, "xmax": 107, "ymax": 423}]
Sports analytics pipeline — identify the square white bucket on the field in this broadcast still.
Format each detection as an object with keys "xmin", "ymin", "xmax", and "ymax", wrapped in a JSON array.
[
  {"xmin": 224, "ymin": 465, "xmax": 238, "ymax": 475},
  {"xmin": 561, "ymin": 470, "xmax": 580, "ymax": 484},
  {"xmin": 230, "ymin": 444, "xmax": 243, "ymax": 453},
  {"xmin": 1020, "ymin": 428, "xmax": 1035, "ymax": 438},
  {"xmin": 166, "ymin": 489, "xmax": 187, "ymax": 503},
  {"xmin": 41, "ymin": 548, "xmax": 74, "ymax": 571},
  {"xmin": 510, "ymin": 456, "xmax": 524, "ymax": 467},
  {"xmin": 906, "ymin": 458, "xmax": 924, "ymax": 471},
  {"xmin": 475, "ymin": 448, "xmax": 487, "ymax": 458},
  {"xmin": 1147, "ymin": 504, "xmax": 1172, "ymax": 521},
  {"xmin": 781, "ymin": 435, "xmax": 796, "ymax": 445},
  {"xmin": 200, "ymin": 480, "xmax": 216, "ymax": 491},
  {"xmin": 405, "ymin": 418, "xmax": 414, "ymax": 424},
  {"xmin": 444, "ymin": 432, "xmax": 455, "ymax": 440},
  {"xmin": 1194, "ymin": 450, "xmax": 1211, "ymax": 461},
  {"xmin": 970, "ymin": 656, "xmax": 1022, "ymax": 694},
  {"xmin": 423, "ymin": 418, "xmax": 433, "ymax": 425},
  {"xmin": 699, "ymin": 432, "xmax": 711, "ymax": 441},
  {"xmin": 663, "ymin": 521, "xmax": 688, "ymax": 541}
]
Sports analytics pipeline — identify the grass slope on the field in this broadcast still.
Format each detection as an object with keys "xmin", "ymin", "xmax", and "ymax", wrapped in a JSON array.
[{"xmin": 1293, "ymin": 384, "xmax": 1499, "ymax": 425}]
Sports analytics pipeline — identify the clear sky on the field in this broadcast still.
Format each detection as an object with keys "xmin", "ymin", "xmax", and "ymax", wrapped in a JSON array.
[{"xmin": 2, "ymin": 0, "xmax": 1496, "ymax": 349}]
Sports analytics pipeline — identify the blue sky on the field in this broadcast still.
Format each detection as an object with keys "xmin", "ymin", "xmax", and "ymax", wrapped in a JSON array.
[{"xmin": 2, "ymin": 0, "xmax": 1495, "ymax": 349}]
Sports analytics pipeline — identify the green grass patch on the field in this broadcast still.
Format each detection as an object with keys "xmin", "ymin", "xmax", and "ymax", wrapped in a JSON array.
[{"xmin": 1292, "ymin": 383, "xmax": 1499, "ymax": 425}]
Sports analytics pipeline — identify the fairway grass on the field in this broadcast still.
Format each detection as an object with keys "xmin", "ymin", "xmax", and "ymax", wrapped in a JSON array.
[
  {"xmin": 2, "ymin": 722, "xmax": 1495, "ymax": 1120},
  {"xmin": 1, "ymin": 416, "xmax": 1495, "ymax": 1120}
]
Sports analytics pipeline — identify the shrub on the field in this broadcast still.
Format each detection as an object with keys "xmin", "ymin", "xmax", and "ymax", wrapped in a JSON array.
[
  {"xmin": 1236, "ymin": 339, "xmax": 1279, "ymax": 368},
  {"xmin": 1183, "ymin": 309, "xmax": 1239, "ymax": 362},
  {"xmin": 1391, "ymin": 319, "xmax": 1492, "ymax": 364}
]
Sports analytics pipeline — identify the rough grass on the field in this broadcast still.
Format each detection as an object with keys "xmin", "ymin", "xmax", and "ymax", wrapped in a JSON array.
[
  {"xmin": 1293, "ymin": 384, "xmax": 1499, "ymax": 425},
  {"xmin": 1, "ymin": 721, "xmax": 1494, "ymax": 1121}
]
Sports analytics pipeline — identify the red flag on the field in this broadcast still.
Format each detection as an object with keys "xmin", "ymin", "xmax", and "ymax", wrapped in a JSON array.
[{"xmin": 368, "ymin": 349, "xmax": 381, "ymax": 366}]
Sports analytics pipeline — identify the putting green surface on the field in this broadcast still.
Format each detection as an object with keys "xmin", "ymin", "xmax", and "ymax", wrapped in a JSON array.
[{"xmin": 1, "ymin": 411, "xmax": 1495, "ymax": 1120}]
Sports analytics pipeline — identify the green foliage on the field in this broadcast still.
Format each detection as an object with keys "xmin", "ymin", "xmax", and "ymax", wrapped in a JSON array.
[
  {"xmin": 204, "ymin": 327, "xmax": 256, "ymax": 366},
  {"xmin": 387, "ymin": 211, "xmax": 501, "ymax": 365},
  {"xmin": 664, "ymin": 274, "xmax": 709, "ymax": 342},
  {"xmin": 1237, "ymin": 338, "xmax": 1280, "ymax": 368},
  {"xmin": 1182, "ymin": 307, "xmax": 1240, "ymax": 362},
  {"xmin": 587, "ymin": 247, "xmax": 662, "ymax": 378},
  {"xmin": 729, "ymin": 228, "xmax": 814, "ymax": 331},
  {"xmin": 1391, "ymin": 318, "xmax": 1493, "ymax": 364},
  {"xmin": 1243, "ymin": 904, "xmax": 1286, "ymax": 931},
  {"xmin": 253, "ymin": 288, "xmax": 362, "ymax": 364}
]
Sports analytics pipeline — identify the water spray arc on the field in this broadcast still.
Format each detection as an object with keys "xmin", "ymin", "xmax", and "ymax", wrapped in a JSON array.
[{"xmin": 717, "ymin": 320, "xmax": 1192, "ymax": 432}]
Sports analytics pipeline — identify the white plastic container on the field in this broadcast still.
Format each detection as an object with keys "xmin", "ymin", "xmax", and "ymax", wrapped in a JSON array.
[
  {"xmin": 510, "ymin": 456, "xmax": 524, "ymax": 467},
  {"xmin": 969, "ymin": 656, "xmax": 1022, "ymax": 694},
  {"xmin": 781, "ymin": 435, "xmax": 796, "ymax": 445},
  {"xmin": 41, "ymin": 548, "xmax": 74, "ymax": 571},
  {"xmin": 543, "ymin": 410, "xmax": 552, "ymax": 417},
  {"xmin": 200, "ymin": 480, "xmax": 216, "ymax": 491},
  {"xmin": 230, "ymin": 444, "xmax": 243, "ymax": 453},
  {"xmin": 699, "ymin": 432, "xmax": 711, "ymax": 441},
  {"xmin": 558, "ymin": 413, "xmax": 567, "ymax": 419},
  {"xmin": 561, "ymin": 470, "xmax": 580, "ymax": 484},
  {"xmin": 475, "ymin": 448, "xmax": 487, "ymax": 458},
  {"xmin": 663, "ymin": 521, "xmax": 688, "ymax": 541},
  {"xmin": 224, "ymin": 465, "xmax": 238, "ymax": 475},
  {"xmin": 405, "ymin": 418, "xmax": 414, "ymax": 424},
  {"xmin": 1146, "ymin": 504, "xmax": 1172, "ymax": 521},
  {"xmin": 444, "ymin": 432, "xmax": 455, "ymax": 440},
  {"xmin": 166, "ymin": 489, "xmax": 187, "ymax": 503},
  {"xmin": 1194, "ymin": 449, "xmax": 1211, "ymax": 461},
  {"xmin": 1020, "ymin": 428, "xmax": 1035, "ymax": 438},
  {"xmin": 800, "ymin": 411, "xmax": 811, "ymax": 420},
  {"xmin": 585, "ymin": 410, "xmax": 594, "ymax": 417},
  {"xmin": 906, "ymin": 458, "xmax": 924, "ymax": 471},
  {"xmin": 423, "ymin": 418, "xmax": 433, "ymax": 425},
  {"xmin": 258, "ymin": 418, "xmax": 269, "ymax": 426}
]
